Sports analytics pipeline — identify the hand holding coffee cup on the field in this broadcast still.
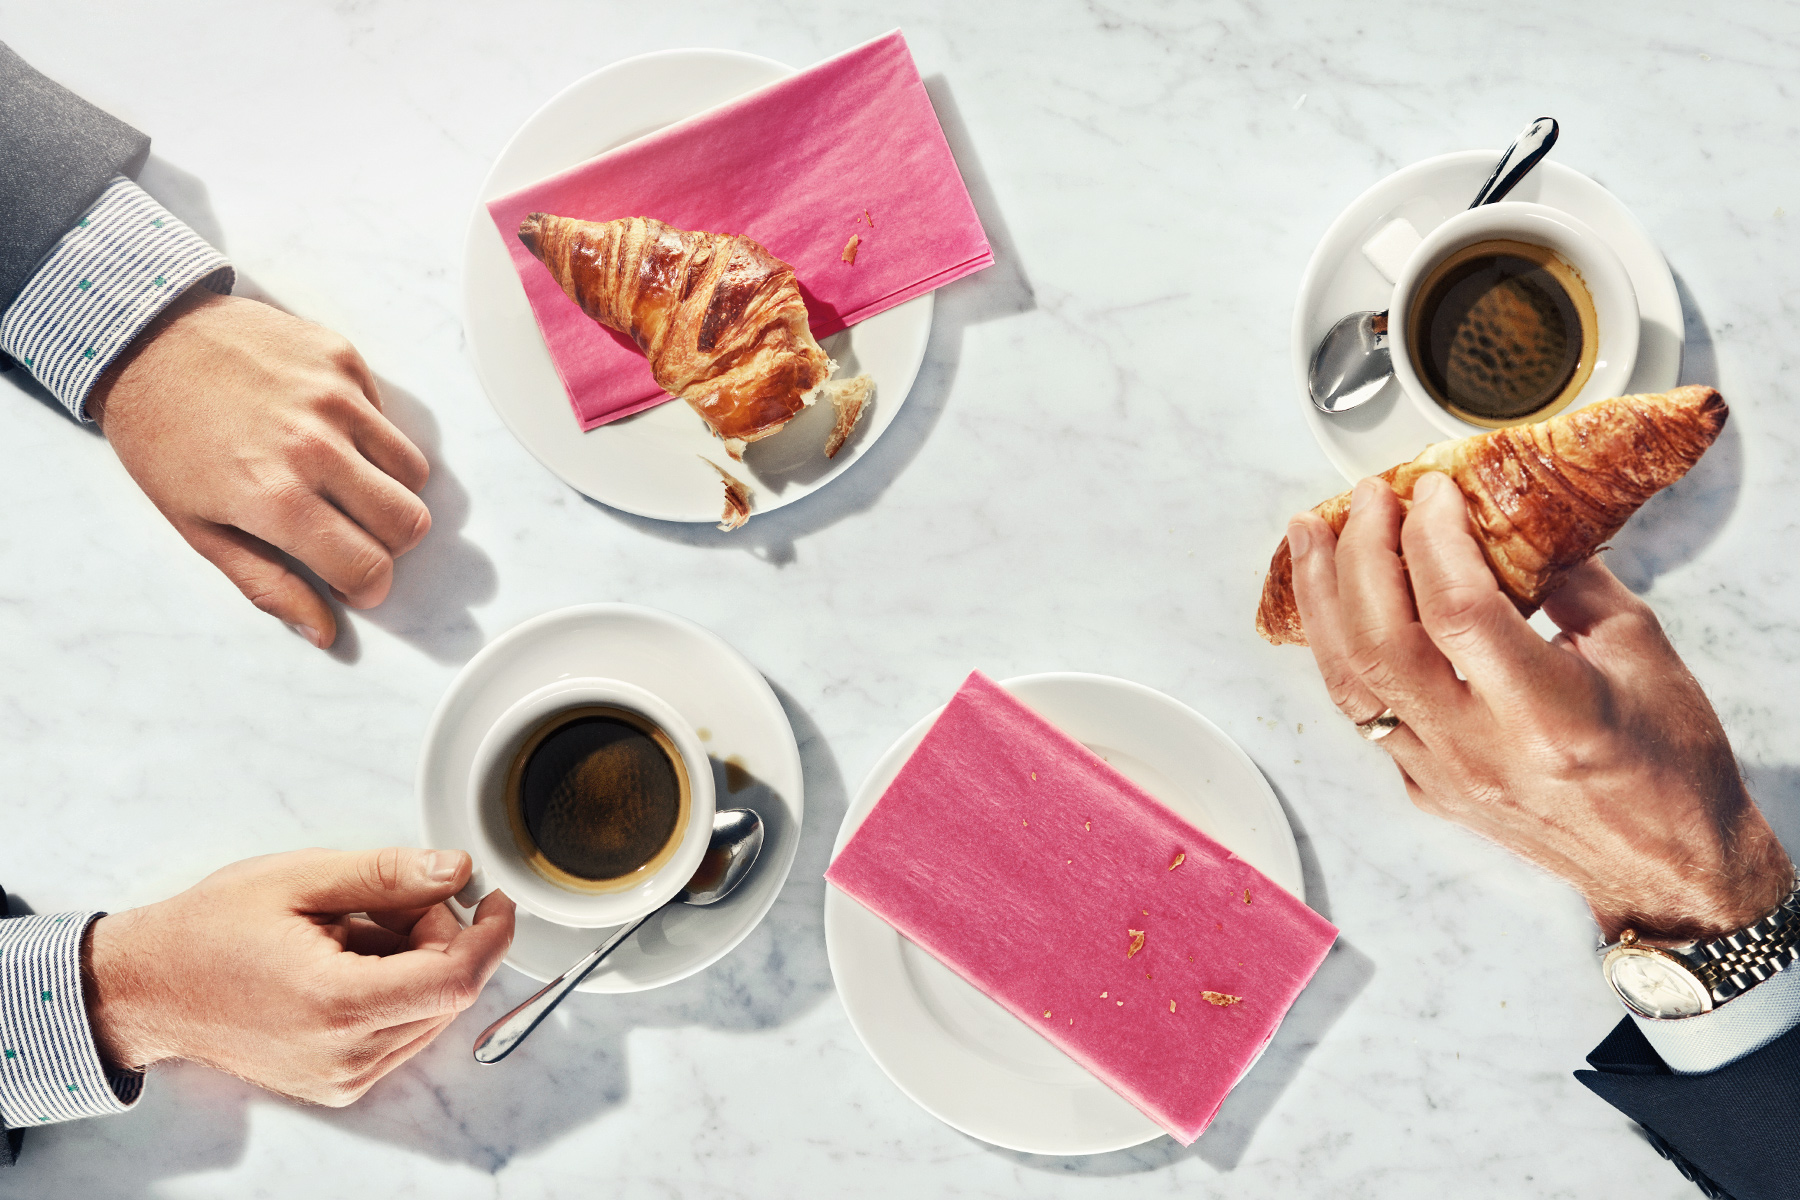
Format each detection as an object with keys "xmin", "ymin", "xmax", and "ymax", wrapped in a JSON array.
[
  {"xmin": 1389, "ymin": 203, "xmax": 1639, "ymax": 437},
  {"xmin": 464, "ymin": 678, "xmax": 717, "ymax": 927}
]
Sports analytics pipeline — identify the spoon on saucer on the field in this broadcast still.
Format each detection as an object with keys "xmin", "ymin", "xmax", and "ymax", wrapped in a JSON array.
[
  {"xmin": 472, "ymin": 807, "xmax": 766, "ymax": 1064},
  {"xmin": 1307, "ymin": 116, "xmax": 1560, "ymax": 415}
]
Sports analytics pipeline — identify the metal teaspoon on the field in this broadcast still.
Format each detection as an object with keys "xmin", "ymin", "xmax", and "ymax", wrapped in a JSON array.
[
  {"xmin": 472, "ymin": 807, "xmax": 766, "ymax": 1064},
  {"xmin": 1307, "ymin": 116, "xmax": 1560, "ymax": 415}
]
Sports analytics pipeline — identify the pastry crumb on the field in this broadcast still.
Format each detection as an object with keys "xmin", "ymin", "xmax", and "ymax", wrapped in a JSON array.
[
  {"xmin": 1127, "ymin": 929, "xmax": 1145, "ymax": 958},
  {"xmin": 841, "ymin": 234, "xmax": 860, "ymax": 264},
  {"xmin": 865, "ymin": 207, "xmax": 874, "ymax": 227},
  {"xmin": 1170, "ymin": 1000, "xmax": 1177, "ymax": 1012},
  {"xmin": 1084, "ymin": 821, "xmax": 1090, "ymax": 831},
  {"xmin": 1202, "ymin": 991, "xmax": 1244, "ymax": 1007},
  {"xmin": 1168, "ymin": 852, "xmax": 1185, "ymax": 870},
  {"xmin": 704, "ymin": 459, "xmax": 751, "ymax": 531},
  {"xmin": 1100, "ymin": 991, "xmax": 1107, "ymax": 998},
  {"xmin": 1116, "ymin": 1000, "xmax": 1124, "ymax": 1006},
  {"xmin": 1043, "ymin": 1010, "xmax": 1051, "ymax": 1018},
  {"xmin": 1244, "ymin": 888, "xmax": 1252, "ymax": 904}
]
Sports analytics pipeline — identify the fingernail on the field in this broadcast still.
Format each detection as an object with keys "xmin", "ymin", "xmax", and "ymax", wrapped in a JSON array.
[
  {"xmin": 285, "ymin": 622, "xmax": 323, "ymax": 647},
  {"xmin": 1349, "ymin": 478, "xmax": 1378, "ymax": 513},
  {"xmin": 423, "ymin": 851, "xmax": 462, "ymax": 884},
  {"xmin": 1286, "ymin": 522, "xmax": 1313, "ymax": 560},
  {"xmin": 1415, "ymin": 471, "xmax": 1445, "ymax": 500}
]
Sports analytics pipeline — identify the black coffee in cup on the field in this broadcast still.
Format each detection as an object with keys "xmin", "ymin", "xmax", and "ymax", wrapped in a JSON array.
[
  {"xmin": 505, "ymin": 706, "xmax": 690, "ymax": 892},
  {"xmin": 1406, "ymin": 237, "xmax": 1598, "ymax": 427}
]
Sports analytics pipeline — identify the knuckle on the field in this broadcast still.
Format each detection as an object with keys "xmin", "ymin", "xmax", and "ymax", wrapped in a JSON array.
[
  {"xmin": 402, "ymin": 502, "xmax": 432, "ymax": 551},
  {"xmin": 345, "ymin": 544, "xmax": 393, "ymax": 600},
  {"xmin": 1418, "ymin": 581, "xmax": 1496, "ymax": 644},
  {"xmin": 364, "ymin": 847, "xmax": 406, "ymax": 896}
]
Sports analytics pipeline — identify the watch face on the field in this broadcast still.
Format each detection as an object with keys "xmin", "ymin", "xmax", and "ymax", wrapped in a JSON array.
[{"xmin": 1606, "ymin": 947, "xmax": 1711, "ymax": 1018}]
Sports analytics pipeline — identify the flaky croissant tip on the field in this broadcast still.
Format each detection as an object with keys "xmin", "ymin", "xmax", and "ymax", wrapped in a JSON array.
[{"xmin": 517, "ymin": 213, "xmax": 548, "ymax": 261}]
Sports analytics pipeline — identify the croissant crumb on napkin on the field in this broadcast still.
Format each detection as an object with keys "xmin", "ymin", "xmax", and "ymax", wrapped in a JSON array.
[
  {"xmin": 1255, "ymin": 385, "xmax": 1727, "ymax": 646},
  {"xmin": 519, "ymin": 213, "xmax": 872, "ymax": 460}
]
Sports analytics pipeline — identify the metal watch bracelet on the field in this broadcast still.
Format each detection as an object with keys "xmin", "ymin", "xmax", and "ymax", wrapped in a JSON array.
[{"xmin": 1602, "ymin": 875, "xmax": 1800, "ymax": 1017}]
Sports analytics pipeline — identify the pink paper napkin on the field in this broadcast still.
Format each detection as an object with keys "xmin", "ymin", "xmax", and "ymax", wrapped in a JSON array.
[
  {"xmin": 825, "ymin": 672, "xmax": 1339, "ymax": 1145},
  {"xmin": 488, "ymin": 30, "xmax": 994, "ymax": 430}
]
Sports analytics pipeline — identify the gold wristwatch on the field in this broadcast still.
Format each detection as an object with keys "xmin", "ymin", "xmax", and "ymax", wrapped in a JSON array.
[{"xmin": 1601, "ymin": 878, "xmax": 1800, "ymax": 1019}]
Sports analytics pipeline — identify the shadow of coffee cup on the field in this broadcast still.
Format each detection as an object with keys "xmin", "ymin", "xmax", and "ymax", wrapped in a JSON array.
[
  {"xmin": 460, "ymin": 677, "xmax": 717, "ymax": 927},
  {"xmin": 1389, "ymin": 202, "xmax": 1639, "ymax": 440}
]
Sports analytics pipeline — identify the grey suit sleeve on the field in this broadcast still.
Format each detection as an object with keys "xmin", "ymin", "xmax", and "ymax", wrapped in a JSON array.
[{"xmin": 0, "ymin": 42, "xmax": 151, "ymax": 311}]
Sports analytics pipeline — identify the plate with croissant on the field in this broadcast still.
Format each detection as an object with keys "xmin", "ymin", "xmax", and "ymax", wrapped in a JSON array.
[
  {"xmin": 1293, "ymin": 151, "xmax": 1683, "ymax": 483},
  {"xmin": 463, "ymin": 50, "xmax": 932, "ymax": 527}
]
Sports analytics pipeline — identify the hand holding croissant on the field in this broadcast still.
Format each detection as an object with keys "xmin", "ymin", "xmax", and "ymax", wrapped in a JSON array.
[{"xmin": 1286, "ymin": 470, "xmax": 1791, "ymax": 944}]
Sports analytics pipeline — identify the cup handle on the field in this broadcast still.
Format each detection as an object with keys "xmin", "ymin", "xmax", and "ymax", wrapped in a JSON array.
[{"xmin": 455, "ymin": 863, "xmax": 493, "ymax": 910}]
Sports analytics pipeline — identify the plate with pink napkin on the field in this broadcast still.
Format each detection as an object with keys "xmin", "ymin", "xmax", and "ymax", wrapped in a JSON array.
[
  {"xmin": 464, "ymin": 32, "xmax": 993, "ymax": 524},
  {"xmin": 824, "ymin": 673, "xmax": 1333, "ymax": 1155}
]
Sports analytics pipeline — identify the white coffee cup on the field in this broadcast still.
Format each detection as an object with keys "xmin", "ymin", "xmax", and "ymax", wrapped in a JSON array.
[
  {"xmin": 1389, "ymin": 202, "xmax": 1639, "ymax": 439},
  {"xmin": 461, "ymin": 677, "xmax": 716, "ymax": 928}
]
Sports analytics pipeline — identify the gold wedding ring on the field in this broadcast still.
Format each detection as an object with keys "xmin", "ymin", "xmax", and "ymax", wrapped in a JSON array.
[{"xmin": 1356, "ymin": 707, "xmax": 1403, "ymax": 742}]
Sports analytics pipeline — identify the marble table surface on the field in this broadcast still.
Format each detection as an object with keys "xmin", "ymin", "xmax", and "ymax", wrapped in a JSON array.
[{"xmin": 4, "ymin": 3, "xmax": 1797, "ymax": 1197}]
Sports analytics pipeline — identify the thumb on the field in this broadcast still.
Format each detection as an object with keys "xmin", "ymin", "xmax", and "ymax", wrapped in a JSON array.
[
  {"xmin": 281, "ymin": 847, "xmax": 472, "ymax": 916},
  {"xmin": 176, "ymin": 517, "xmax": 338, "ymax": 648}
]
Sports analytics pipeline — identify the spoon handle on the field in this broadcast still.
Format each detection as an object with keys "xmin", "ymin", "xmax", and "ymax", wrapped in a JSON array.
[
  {"xmin": 1468, "ymin": 116, "xmax": 1559, "ymax": 208},
  {"xmin": 473, "ymin": 913, "xmax": 650, "ymax": 1064}
]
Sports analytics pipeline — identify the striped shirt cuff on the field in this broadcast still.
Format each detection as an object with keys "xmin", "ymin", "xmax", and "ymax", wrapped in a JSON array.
[
  {"xmin": 0, "ymin": 913, "xmax": 143, "ymax": 1128},
  {"xmin": 0, "ymin": 175, "xmax": 232, "ymax": 421}
]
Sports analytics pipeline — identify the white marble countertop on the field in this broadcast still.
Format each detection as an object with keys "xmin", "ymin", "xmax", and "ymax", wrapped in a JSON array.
[{"xmin": 3, "ymin": 3, "xmax": 1795, "ymax": 1197}]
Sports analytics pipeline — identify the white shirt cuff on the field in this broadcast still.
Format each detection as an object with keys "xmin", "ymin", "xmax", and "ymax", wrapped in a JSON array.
[{"xmin": 1627, "ymin": 960, "xmax": 1800, "ymax": 1074}]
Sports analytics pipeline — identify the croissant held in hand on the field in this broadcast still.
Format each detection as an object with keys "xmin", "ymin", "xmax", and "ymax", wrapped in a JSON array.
[
  {"xmin": 519, "ymin": 214, "xmax": 869, "ymax": 457},
  {"xmin": 1255, "ymin": 386, "xmax": 1727, "ymax": 646}
]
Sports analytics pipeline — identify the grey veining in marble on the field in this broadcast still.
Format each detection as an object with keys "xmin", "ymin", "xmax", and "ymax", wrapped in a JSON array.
[{"xmin": 5, "ymin": 2, "xmax": 1798, "ymax": 1197}]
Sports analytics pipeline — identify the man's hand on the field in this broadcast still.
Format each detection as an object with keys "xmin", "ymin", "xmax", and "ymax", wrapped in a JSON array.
[
  {"xmin": 87, "ymin": 290, "xmax": 431, "ymax": 648},
  {"xmin": 83, "ymin": 848, "xmax": 514, "ymax": 1106},
  {"xmin": 1287, "ymin": 470, "xmax": 1791, "ymax": 945}
]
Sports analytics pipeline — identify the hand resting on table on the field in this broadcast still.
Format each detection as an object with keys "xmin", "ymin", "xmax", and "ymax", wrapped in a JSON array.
[
  {"xmin": 1286, "ymin": 470, "xmax": 1792, "ymax": 945},
  {"xmin": 86, "ymin": 290, "xmax": 431, "ymax": 649},
  {"xmin": 82, "ymin": 848, "xmax": 514, "ymax": 1106}
]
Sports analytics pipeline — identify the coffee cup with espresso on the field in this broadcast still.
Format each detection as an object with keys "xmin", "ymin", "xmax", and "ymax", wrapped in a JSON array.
[
  {"xmin": 462, "ymin": 678, "xmax": 717, "ymax": 927},
  {"xmin": 1388, "ymin": 203, "xmax": 1640, "ymax": 439}
]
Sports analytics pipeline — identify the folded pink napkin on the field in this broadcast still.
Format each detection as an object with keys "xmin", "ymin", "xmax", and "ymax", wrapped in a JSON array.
[
  {"xmin": 825, "ymin": 672, "xmax": 1339, "ymax": 1145},
  {"xmin": 488, "ymin": 30, "xmax": 994, "ymax": 430}
]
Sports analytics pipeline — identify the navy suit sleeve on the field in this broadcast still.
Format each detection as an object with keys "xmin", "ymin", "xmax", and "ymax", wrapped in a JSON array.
[
  {"xmin": 0, "ymin": 41, "xmax": 150, "ymax": 311},
  {"xmin": 1577, "ymin": 1017, "xmax": 1800, "ymax": 1200}
]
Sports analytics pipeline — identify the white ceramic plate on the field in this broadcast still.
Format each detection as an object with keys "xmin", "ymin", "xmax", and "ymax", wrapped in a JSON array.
[
  {"xmin": 1293, "ymin": 152, "xmax": 1682, "ymax": 483},
  {"xmin": 823, "ymin": 674, "xmax": 1305, "ymax": 1155},
  {"xmin": 418, "ymin": 604, "xmax": 803, "ymax": 992},
  {"xmin": 462, "ymin": 49, "xmax": 934, "ymax": 523}
]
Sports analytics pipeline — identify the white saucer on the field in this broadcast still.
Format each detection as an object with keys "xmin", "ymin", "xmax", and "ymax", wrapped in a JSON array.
[
  {"xmin": 1293, "ymin": 151, "xmax": 1683, "ymax": 483},
  {"xmin": 417, "ymin": 604, "xmax": 803, "ymax": 992},
  {"xmin": 462, "ymin": 48, "xmax": 934, "ymax": 524},
  {"xmin": 823, "ymin": 673, "xmax": 1305, "ymax": 1155}
]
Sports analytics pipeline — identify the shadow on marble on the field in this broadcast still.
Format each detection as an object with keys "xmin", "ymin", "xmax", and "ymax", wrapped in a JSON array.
[
  {"xmin": 136, "ymin": 156, "xmax": 227, "ymax": 252},
  {"xmin": 588, "ymin": 73, "xmax": 1035, "ymax": 565},
  {"xmin": 1745, "ymin": 764, "xmax": 1800, "ymax": 853},
  {"xmin": 292, "ymin": 678, "xmax": 849, "ymax": 1172},
  {"xmin": 345, "ymin": 378, "xmax": 497, "ymax": 664},
  {"xmin": 1606, "ymin": 271, "xmax": 1740, "ymax": 594}
]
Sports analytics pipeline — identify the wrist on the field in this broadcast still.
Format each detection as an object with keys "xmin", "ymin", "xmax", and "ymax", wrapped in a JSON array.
[
  {"xmin": 1591, "ymin": 824, "xmax": 1794, "ymax": 946},
  {"xmin": 83, "ymin": 911, "xmax": 171, "ymax": 1070},
  {"xmin": 86, "ymin": 285, "xmax": 221, "ymax": 431}
]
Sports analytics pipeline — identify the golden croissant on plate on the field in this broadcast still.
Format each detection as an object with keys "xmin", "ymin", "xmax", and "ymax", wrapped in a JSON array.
[
  {"xmin": 1255, "ymin": 385, "xmax": 1727, "ymax": 646},
  {"xmin": 518, "ymin": 213, "xmax": 869, "ymax": 459}
]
